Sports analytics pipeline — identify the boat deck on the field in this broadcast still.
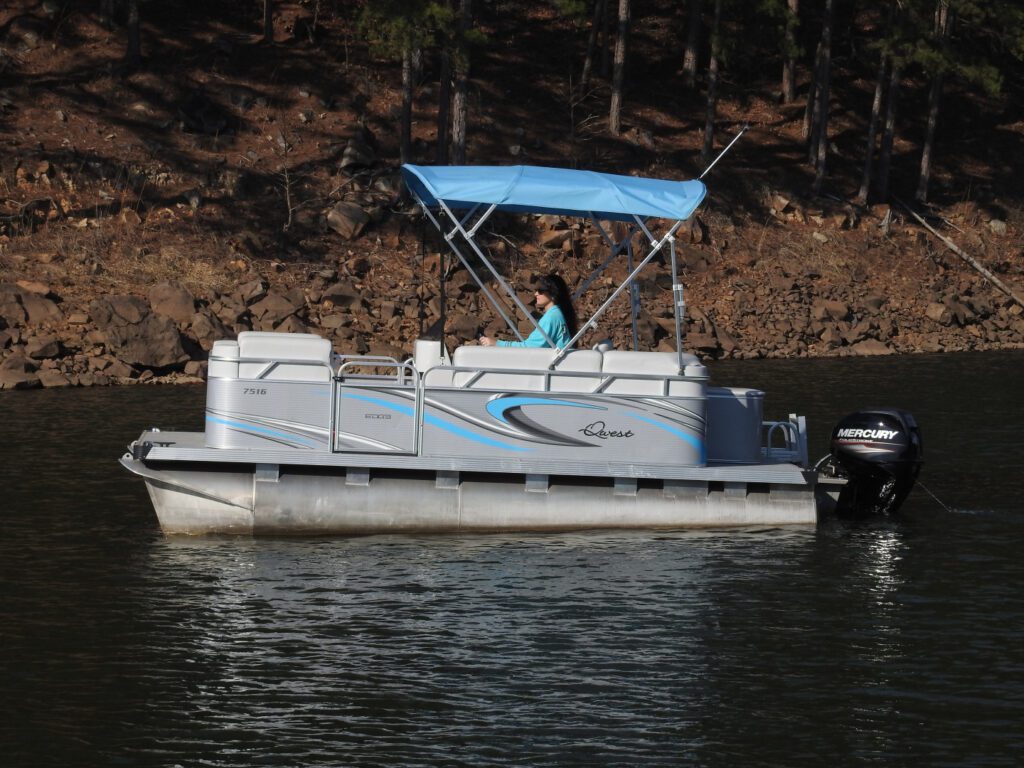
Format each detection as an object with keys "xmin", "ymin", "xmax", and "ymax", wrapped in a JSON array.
[{"xmin": 132, "ymin": 430, "xmax": 814, "ymax": 486}]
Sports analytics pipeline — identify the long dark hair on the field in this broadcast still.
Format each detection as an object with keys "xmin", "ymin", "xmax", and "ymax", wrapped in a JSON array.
[{"xmin": 536, "ymin": 273, "xmax": 578, "ymax": 340}]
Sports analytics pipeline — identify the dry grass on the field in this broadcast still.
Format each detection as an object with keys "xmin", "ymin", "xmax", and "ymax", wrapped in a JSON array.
[{"xmin": 3, "ymin": 215, "xmax": 232, "ymax": 300}]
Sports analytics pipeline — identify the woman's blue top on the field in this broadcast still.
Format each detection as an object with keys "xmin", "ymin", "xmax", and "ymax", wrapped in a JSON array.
[{"xmin": 497, "ymin": 305, "xmax": 571, "ymax": 348}]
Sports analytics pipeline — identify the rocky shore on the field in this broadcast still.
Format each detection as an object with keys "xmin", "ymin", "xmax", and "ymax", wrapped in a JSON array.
[
  {"xmin": 4, "ymin": 1, "xmax": 1022, "ymax": 392},
  {"xmin": 2, "ymin": 188, "xmax": 1021, "ymax": 392}
]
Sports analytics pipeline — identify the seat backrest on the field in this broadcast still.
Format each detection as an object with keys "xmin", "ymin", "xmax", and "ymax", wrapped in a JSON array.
[
  {"xmin": 236, "ymin": 332, "xmax": 332, "ymax": 382},
  {"xmin": 600, "ymin": 350, "xmax": 706, "ymax": 396},
  {"xmin": 208, "ymin": 340, "xmax": 239, "ymax": 379},
  {"xmin": 450, "ymin": 346, "xmax": 602, "ymax": 392}
]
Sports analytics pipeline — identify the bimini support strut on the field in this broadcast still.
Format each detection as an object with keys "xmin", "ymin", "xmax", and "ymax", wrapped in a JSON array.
[
  {"xmin": 435, "ymin": 196, "xmax": 556, "ymax": 349},
  {"xmin": 551, "ymin": 217, "xmax": 686, "ymax": 368},
  {"xmin": 412, "ymin": 192, "xmax": 526, "ymax": 342},
  {"xmin": 571, "ymin": 217, "xmax": 636, "ymax": 302},
  {"xmin": 668, "ymin": 235, "xmax": 685, "ymax": 375}
]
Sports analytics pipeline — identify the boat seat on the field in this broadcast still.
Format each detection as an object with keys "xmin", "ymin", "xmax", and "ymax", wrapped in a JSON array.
[
  {"xmin": 450, "ymin": 346, "xmax": 603, "ymax": 392},
  {"xmin": 413, "ymin": 338, "xmax": 455, "ymax": 387},
  {"xmin": 600, "ymin": 351, "xmax": 707, "ymax": 396},
  {"xmin": 707, "ymin": 387, "xmax": 764, "ymax": 464},
  {"xmin": 208, "ymin": 340, "xmax": 240, "ymax": 380},
  {"xmin": 234, "ymin": 332, "xmax": 333, "ymax": 382}
]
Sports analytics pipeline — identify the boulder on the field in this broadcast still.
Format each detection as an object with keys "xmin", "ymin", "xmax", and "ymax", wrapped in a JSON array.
[
  {"xmin": 322, "ymin": 282, "xmax": 365, "ymax": 310},
  {"xmin": 0, "ymin": 351, "xmax": 40, "ymax": 390},
  {"xmin": 687, "ymin": 332, "xmax": 719, "ymax": 352},
  {"xmin": 149, "ymin": 281, "xmax": 196, "ymax": 324},
  {"xmin": 38, "ymin": 369, "xmax": 72, "ymax": 388},
  {"xmin": 103, "ymin": 315, "xmax": 187, "ymax": 368},
  {"xmin": 842, "ymin": 321, "xmax": 873, "ymax": 345},
  {"xmin": 925, "ymin": 302, "xmax": 953, "ymax": 325},
  {"xmin": 850, "ymin": 339, "xmax": 895, "ymax": 356},
  {"xmin": 189, "ymin": 309, "xmax": 231, "ymax": 351},
  {"xmin": 15, "ymin": 280, "xmax": 54, "ymax": 296},
  {"xmin": 320, "ymin": 313, "xmax": 349, "ymax": 330},
  {"xmin": 339, "ymin": 138, "xmax": 376, "ymax": 170},
  {"xmin": 276, "ymin": 315, "xmax": 310, "ymax": 334},
  {"xmin": 819, "ymin": 325, "xmax": 843, "ymax": 346},
  {"xmin": 812, "ymin": 300, "xmax": 850, "ymax": 323},
  {"xmin": 24, "ymin": 334, "xmax": 62, "ymax": 359},
  {"xmin": 89, "ymin": 297, "xmax": 185, "ymax": 368},
  {"xmin": 184, "ymin": 360, "xmax": 208, "ymax": 378},
  {"xmin": 0, "ymin": 289, "xmax": 26, "ymax": 327},
  {"xmin": 91, "ymin": 295, "xmax": 150, "ymax": 327},
  {"xmin": 237, "ymin": 279, "xmax": 268, "ymax": 304},
  {"xmin": 0, "ymin": 368, "xmax": 41, "ymax": 390},
  {"xmin": 715, "ymin": 328, "xmax": 739, "ymax": 353},
  {"xmin": 539, "ymin": 230, "xmax": 572, "ymax": 249},
  {"xmin": 20, "ymin": 293, "xmax": 63, "ymax": 326},
  {"xmin": 249, "ymin": 292, "xmax": 302, "ymax": 326},
  {"xmin": 102, "ymin": 358, "xmax": 136, "ymax": 378},
  {"xmin": 1, "ymin": 350, "xmax": 38, "ymax": 373},
  {"xmin": 448, "ymin": 312, "xmax": 480, "ymax": 340},
  {"xmin": 327, "ymin": 202, "xmax": 370, "ymax": 240},
  {"xmin": 862, "ymin": 295, "xmax": 886, "ymax": 313}
]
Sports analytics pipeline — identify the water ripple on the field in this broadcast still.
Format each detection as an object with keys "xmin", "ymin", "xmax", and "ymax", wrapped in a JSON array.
[{"xmin": 3, "ymin": 355, "xmax": 1024, "ymax": 766}]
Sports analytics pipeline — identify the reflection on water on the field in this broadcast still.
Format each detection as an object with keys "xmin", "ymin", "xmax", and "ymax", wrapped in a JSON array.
[{"xmin": 2, "ymin": 352, "xmax": 1023, "ymax": 766}]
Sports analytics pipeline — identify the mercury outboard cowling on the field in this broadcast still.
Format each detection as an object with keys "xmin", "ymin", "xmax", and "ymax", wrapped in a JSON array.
[{"xmin": 827, "ymin": 408, "xmax": 922, "ymax": 515}]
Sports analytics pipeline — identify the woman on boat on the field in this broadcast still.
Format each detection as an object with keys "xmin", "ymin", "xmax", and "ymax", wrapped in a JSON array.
[{"xmin": 479, "ymin": 273, "xmax": 578, "ymax": 348}]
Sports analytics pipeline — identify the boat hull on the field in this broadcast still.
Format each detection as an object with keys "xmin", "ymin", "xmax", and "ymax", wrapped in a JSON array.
[{"xmin": 122, "ymin": 457, "xmax": 819, "ymax": 535}]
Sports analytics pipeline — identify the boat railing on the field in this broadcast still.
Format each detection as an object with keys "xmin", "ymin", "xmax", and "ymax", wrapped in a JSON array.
[
  {"xmin": 761, "ymin": 415, "xmax": 809, "ymax": 466},
  {"xmin": 335, "ymin": 355, "xmax": 418, "ymax": 386},
  {"xmin": 429, "ymin": 363, "xmax": 704, "ymax": 397},
  {"xmin": 208, "ymin": 351, "xmax": 336, "ymax": 382}
]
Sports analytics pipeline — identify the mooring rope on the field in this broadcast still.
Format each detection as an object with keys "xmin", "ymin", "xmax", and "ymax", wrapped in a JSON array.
[{"xmin": 916, "ymin": 481, "xmax": 953, "ymax": 513}]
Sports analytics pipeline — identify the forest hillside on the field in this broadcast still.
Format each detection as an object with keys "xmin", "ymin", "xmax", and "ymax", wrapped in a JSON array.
[{"xmin": 1, "ymin": 0, "xmax": 1023, "ymax": 389}]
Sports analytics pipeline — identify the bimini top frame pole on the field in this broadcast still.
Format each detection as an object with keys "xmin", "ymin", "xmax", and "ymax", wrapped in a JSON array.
[{"xmin": 402, "ymin": 164, "xmax": 707, "ymax": 360}]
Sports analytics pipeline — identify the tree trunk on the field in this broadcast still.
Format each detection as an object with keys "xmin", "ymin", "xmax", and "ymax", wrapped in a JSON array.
[
  {"xmin": 812, "ymin": 0, "xmax": 834, "ymax": 195},
  {"xmin": 125, "ymin": 0, "xmax": 141, "ymax": 69},
  {"xmin": 609, "ymin": 0, "xmax": 630, "ymax": 135},
  {"xmin": 877, "ymin": 61, "xmax": 901, "ymax": 201},
  {"xmin": 782, "ymin": 0, "xmax": 798, "ymax": 103},
  {"xmin": 701, "ymin": 0, "xmax": 722, "ymax": 163},
  {"xmin": 263, "ymin": 0, "xmax": 273, "ymax": 43},
  {"xmin": 436, "ymin": 49, "xmax": 451, "ymax": 165},
  {"xmin": 683, "ymin": 0, "xmax": 703, "ymax": 89},
  {"xmin": 579, "ymin": 0, "xmax": 604, "ymax": 98},
  {"xmin": 857, "ymin": 52, "xmax": 887, "ymax": 205},
  {"xmin": 858, "ymin": 0, "xmax": 896, "ymax": 205},
  {"xmin": 803, "ymin": 40, "xmax": 821, "ymax": 146},
  {"xmin": 451, "ymin": 0, "xmax": 472, "ymax": 165},
  {"xmin": 401, "ymin": 44, "xmax": 413, "ymax": 164},
  {"xmin": 600, "ymin": 0, "xmax": 612, "ymax": 77},
  {"xmin": 916, "ymin": 1, "xmax": 951, "ymax": 204}
]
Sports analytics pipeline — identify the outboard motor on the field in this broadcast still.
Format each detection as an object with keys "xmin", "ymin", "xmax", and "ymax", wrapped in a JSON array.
[{"xmin": 826, "ymin": 408, "xmax": 922, "ymax": 515}]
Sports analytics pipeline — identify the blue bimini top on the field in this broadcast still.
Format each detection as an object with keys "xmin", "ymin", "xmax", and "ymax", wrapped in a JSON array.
[{"xmin": 401, "ymin": 164, "xmax": 706, "ymax": 223}]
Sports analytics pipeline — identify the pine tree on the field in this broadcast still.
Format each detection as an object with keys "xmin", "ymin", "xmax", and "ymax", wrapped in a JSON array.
[
  {"xmin": 609, "ymin": 0, "xmax": 630, "ymax": 135},
  {"xmin": 360, "ymin": 2, "xmax": 456, "ymax": 164},
  {"xmin": 683, "ymin": 0, "xmax": 703, "ymax": 89},
  {"xmin": 701, "ymin": 0, "xmax": 723, "ymax": 162},
  {"xmin": 782, "ymin": 0, "xmax": 799, "ymax": 103}
]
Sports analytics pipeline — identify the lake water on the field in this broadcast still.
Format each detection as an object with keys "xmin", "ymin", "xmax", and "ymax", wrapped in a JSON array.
[{"xmin": 2, "ymin": 352, "xmax": 1022, "ymax": 766}]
